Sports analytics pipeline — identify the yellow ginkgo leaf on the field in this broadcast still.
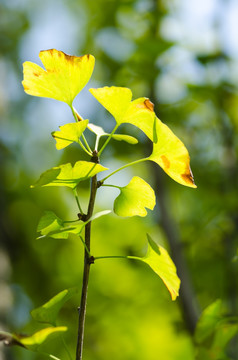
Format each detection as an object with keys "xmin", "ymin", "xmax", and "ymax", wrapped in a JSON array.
[
  {"xmin": 22, "ymin": 49, "xmax": 95, "ymax": 106},
  {"xmin": 148, "ymin": 117, "xmax": 196, "ymax": 188},
  {"xmin": 90, "ymin": 86, "xmax": 156, "ymax": 139}
]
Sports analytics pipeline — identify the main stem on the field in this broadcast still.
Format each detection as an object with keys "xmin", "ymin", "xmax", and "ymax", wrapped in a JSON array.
[{"xmin": 76, "ymin": 152, "xmax": 98, "ymax": 360}]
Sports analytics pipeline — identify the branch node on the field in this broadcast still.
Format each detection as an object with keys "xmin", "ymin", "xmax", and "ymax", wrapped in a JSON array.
[
  {"xmin": 89, "ymin": 256, "xmax": 95, "ymax": 265},
  {"xmin": 77, "ymin": 213, "xmax": 87, "ymax": 221},
  {"xmin": 91, "ymin": 150, "xmax": 99, "ymax": 164}
]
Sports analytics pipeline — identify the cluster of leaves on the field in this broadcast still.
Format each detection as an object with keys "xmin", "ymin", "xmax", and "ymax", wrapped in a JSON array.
[{"xmin": 1, "ymin": 49, "xmax": 196, "ymax": 359}]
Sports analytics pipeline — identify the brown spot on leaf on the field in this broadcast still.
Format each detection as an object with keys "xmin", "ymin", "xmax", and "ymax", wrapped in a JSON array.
[
  {"xmin": 181, "ymin": 169, "xmax": 195, "ymax": 186},
  {"xmin": 144, "ymin": 99, "xmax": 154, "ymax": 112},
  {"xmin": 160, "ymin": 155, "xmax": 170, "ymax": 169}
]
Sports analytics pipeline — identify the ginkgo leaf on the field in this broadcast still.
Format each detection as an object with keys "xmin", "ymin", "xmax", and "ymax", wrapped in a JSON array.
[
  {"xmin": 114, "ymin": 176, "xmax": 155, "ymax": 217},
  {"xmin": 0, "ymin": 327, "xmax": 67, "ymax": 351},
  {"xmin": 37, "ymin": 211, "xmax": 83, "ymax": 239},
  {"xmin": 87, "ymin": 123, "xmax": 138, "ymax": 144},
  {"xmin": 131, "ymin": 235, "xmax": 180, "ymax": 300},
  {"xmin": 31, "ymin": 288, "xmax": 78, "ymax": 325},
  {"xmin": 90, "ymin": 87, "xmax": 156, "ymax": 140},
  {"xmin": 148, "ymin": 117, "xmax": 196, "ymax": 188},
  {"xmin": 52, "ymin": 120, "xmax": 89, "ymax": 150},
  {"xmin": 22, "ymin": 49, "xmax": 95, "ymax": 106},
  {"xmin": 31, "ymin": 161, "xmax": 108, "ymax": 189},
  {"xmin": 37, "ymin": 210, "xmax": 111, "ymax": 240}
]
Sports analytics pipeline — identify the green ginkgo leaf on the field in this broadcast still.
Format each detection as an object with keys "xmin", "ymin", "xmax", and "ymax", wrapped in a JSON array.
[
  {"xmin": 37, "ymin": 211, "xmax": 83, "ymax": 239},
  {"xmin": 131, "ymin": 235, "xmax": 180, "ymax": 300},
  {"xmin": 87, "ymin": 123, "xmax": 138, "ymax": 144},
  {"xmin": 31, "ymin": 288, "xmax": 78, "ymax": 325},
  {"xmin": 0, "ymin": 327, "xmax": 67, "ymax": 352},
  {"xmin": 31, "ymin": 161, "xmax": 108, "ymax": 189},
  {"xmin": 22, "ymin": 49, "xmax": 95, "ymax": 106},
  {"xmin": 90, "ymin": 87, "xmax": 156, "ymax": 140},
  {"xmin": 52, "ymin": 120, "xmax": 89, "ymax": 150},
  {"xmin": 37, "ymin": 210, "xmax": 111, "ymax": 240},
  {"xmin": 114, "ymin": 176, "xmax": 155, "ymax": 217},
  {"xmin": 148, "ymin": 117, "xmax": 197, "ymax": 188}
]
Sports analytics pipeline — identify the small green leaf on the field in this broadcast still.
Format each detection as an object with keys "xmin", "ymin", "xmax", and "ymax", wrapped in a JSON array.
[
  {"xmin": 37, "ymin": 211, "xmax": 83, "ymax": 240},
  {"xmin": 195, "ymin": 300, "xmax": 225, "ymax": 344},
  {"xmin": 148, "ymin": 117, "xmax": 197, "ymax": 188},
  {"xmin": 19, "ymin": 327, "xmax": 67, "ymax": 351},
  {"xmin": 90, "ymin": 87, "xmax": 155, "ymax": 140},
  {"xmin": 31, "ymin": 288, "xmax": 78, "ymax": 325},
  {"xmin": 111, "ymin": 134, "xmax": 138, "ymax": 144},
  {"xmin": 52, "ymin": 120, "xmax": 89, "ymax": 150},
  {"xmin": 23, "ymin": 49, "xmax": 95, "ymax": 106},
  {"xmin": 87, "ymin": 123, "xmax": 138, "ymax": 144},
  {"xmin": 131, "ymin": 235, "xmax": 180, "ymax": 300},
  {"xmin": 31, "ymin": 161, "xmax": 108, "ymax": 189},
  {"xmin": 114, "ymin": 176, "xmax": 155, "ymax": 217},
  {"xmin": 0, "ymin": 327, "xmax": 67, "ymax": 351},
  {"xmin": 37, "ymin": 210, "xmax": 111, "ymax": 240},
  {"xmin": 37, "ymin": 211, "xmax": 64, "ymax": 236}
]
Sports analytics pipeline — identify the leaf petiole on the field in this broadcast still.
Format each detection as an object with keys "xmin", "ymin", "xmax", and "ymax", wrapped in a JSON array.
[
  {"xmin": 79, "ymin": 235, "xmax": 91, "ymax": 257},
  {"xmin": 73, "ymin": 189, "xmax": 83, "ymax": 214},
  {"xmin": 70, "ymin": 106, "xmax": 93, "ymax": 155},
  {"xmin": 94, "ymin": 255, "xmax": 136, "ymax": 261},
  {"xmin": 100, "ymin": 157, "xmax": 148, "ymax": 183},
  {"xmin": 98, "ymin": 124, "xmax": 119, "ymax": 156}
]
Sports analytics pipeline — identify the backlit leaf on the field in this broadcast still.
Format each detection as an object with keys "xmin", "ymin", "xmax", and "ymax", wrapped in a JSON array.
[
  {"xmin": 131, "ymin": 235, "xmax": 180, "ymax": 300},
  {"xmin": 114, "ymin": 176, "xmax": 155, "ymax": 217},
  {"xmin": 37, "ymin": 211, "xmax": 84, "ymax": 239},
  {"xmin": 22, "ymin": 49, "xmax": 95, "ymax": 106},
  {"xmin": 37, "ymin": 210, "xmax": 111, "ymax": 240},
  {"xmin": 0, "ymin": 327, "xmax": 67, "ymax": 351},
  {"xmin": 31, "ymin": 161, "xmax": 108, "ymax": 189},
  {"xmin": 90, "ymin": 86, "xmax": 155, "ymax": 140},
  {"xmin": 18, "ymin": 327, "xmax": 67, "ymax": 351},
  {"xmin": 52, "ymin": 120, "xmax": 89, "ymax": 150},
  {"xmin": 148, "ymin": 117, "xmax": 196, "ymax": 188},
  {"xmin": 31, "ymin": 288, "xmax": 78, "ymax": 325}
]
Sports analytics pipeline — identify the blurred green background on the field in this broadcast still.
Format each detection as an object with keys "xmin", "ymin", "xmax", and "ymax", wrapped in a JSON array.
[{"xmin": 0, "ymin": 0, "xmax": 238, "ymax": 359}]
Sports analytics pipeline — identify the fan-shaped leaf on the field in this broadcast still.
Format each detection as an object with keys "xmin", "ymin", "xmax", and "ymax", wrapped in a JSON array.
[
  {"xmin": 22, "ymin": 49, "xmax": 95, "ymax": 106},
  {"xmin": 131, "ymin": 235, "xmax": 180, "ymax": 300},
  {"xmin": 37, "ymin": 211, "xmax": 83, "ymax": 239},
  {"xmin": 90, "ymin": 86, "xmax": 155, "ymax": 140},
  {"xmin": 31, "ymin": 288, "xmax": 78, "ymax": 325},
  {"xmin": 148, "ymin": 117, "xmax": 196, "ymax": 188},
  {"xmin": 52, "ymin": 120, "xmax": 89, "ymax": 150},
  {"xmin": 114, "ymin": 176, "xmax": 155, "ymax": 217},
  {"xmin": 31, "ymin": 161, "xmax": 108, "ymax": 189}
]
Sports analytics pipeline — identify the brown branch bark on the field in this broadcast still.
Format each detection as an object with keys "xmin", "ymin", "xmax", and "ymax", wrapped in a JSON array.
[{"xmin": 76, "ymin": 153, "xmax": 99, "ymax": 360}]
